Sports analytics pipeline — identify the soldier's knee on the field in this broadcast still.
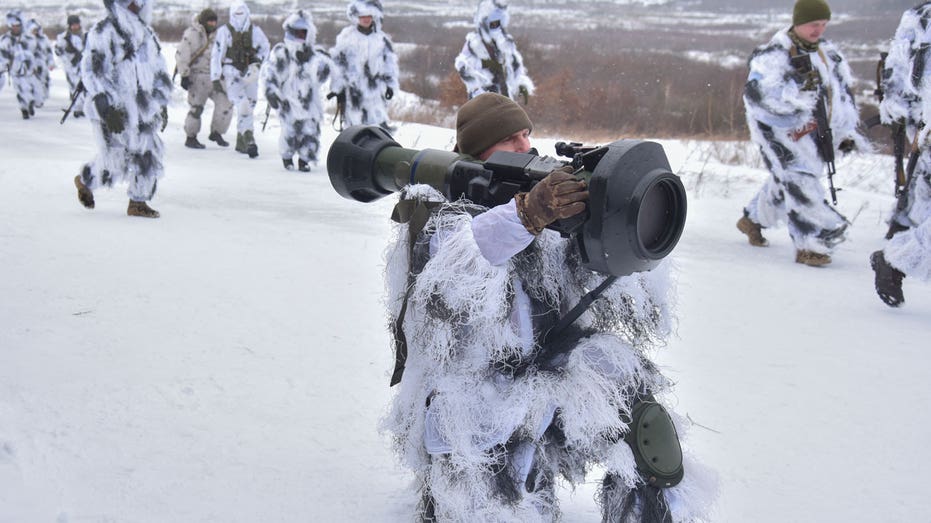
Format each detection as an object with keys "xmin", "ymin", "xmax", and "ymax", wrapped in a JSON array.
[{"xmin": 189, "ymin": 105, "xmax": 204, "ymax": 118}]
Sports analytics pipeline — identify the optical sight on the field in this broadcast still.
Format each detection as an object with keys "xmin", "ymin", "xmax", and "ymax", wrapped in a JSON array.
[{"xmin": 327, "ymin": 125, "xmax": 687, "ymax": 277}]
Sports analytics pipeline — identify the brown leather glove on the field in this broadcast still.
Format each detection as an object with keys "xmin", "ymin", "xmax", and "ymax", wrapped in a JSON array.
[{"xmin": 514, "ymin": 166, "xmax": 588, "ymax": 235}]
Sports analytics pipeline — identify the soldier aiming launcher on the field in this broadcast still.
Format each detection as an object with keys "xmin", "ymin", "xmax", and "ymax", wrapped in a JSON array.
[{"xmin": 791, "ymin": 52, "xmax": 840, "ymax": 204}]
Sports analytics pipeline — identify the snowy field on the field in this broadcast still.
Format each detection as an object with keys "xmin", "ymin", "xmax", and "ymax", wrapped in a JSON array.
[{"xmin": 1, "ymin": 56, "xmax": 930, "ymax": 522}]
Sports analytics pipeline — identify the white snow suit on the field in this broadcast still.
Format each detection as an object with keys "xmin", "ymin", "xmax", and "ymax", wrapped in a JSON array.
[
  {"xmin": 177, "ymin": 14, "xmax": 232, "ymax": 139},
  {"xmin": 78, "ymin": 0, "xmax": 171, "ymax": 202},
  {"xmin": 54, "ymin": 26, "xmax": 86, "ymax": 115},
  {"xmin": 880, "ymin": 2, "xmax": 931, "ymax": 232},
  {"xmin": 329, "ymin": 0, "xmax": 399, "ymax": 129},
  {"xmin": 0, "ymin": 11, "xmax": 40, "ymax": 117},
  {"xmin": 455, "ymin": 0, "xmax": 534, "ymax": 102},
  {"xmin": 263, "ymin": 10, "xmax": 334, "ymax": 168},
  {"xmin": 882, "ymin": 7, "xmax": 931, "ymax": 282},
  {"xmin": 27, "ymin": 19, "xmax": 53, "ymax": 108},
  {"xmin": 210, "ymin": 1, "xmax": 269, "ymax": 137},
  {"xmin": 742, "ymin": 28, "xmax": 866, "ymax": 255},
  {"xmin": 384, "ymin": 186, "xmax": 715, "ymax": 522}
]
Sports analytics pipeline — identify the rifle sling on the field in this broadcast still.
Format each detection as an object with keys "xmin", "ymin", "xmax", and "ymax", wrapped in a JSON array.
[{"xmin": 388, "ymin": 199, "xmax": 440, "ymax": 387}]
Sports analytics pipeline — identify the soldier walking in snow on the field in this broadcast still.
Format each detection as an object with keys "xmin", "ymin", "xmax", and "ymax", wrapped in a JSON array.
[
  {"xmin": 55, "ymin": 15, "xmax": 86, "ymax": 119},
  {"xmin": 177, "ymin": 8, "xmax": 233, "ymax": 149},
  {"xmin": 871, "ymin": 2, "xmax": 931, "ymax": 307},
  {"xmin": 210, "ymin": 1, "xmax": 269, "ymax": 158},
  {"xmin": 382, "ymin": 93, "xmax": 715, "ymax": 522},
  {"xmin": 0, "ymin": 10, "xmax": 40, "ymax": 119},
  {"xmin": 27, "ymin": 19, "xmax": 54, "ymax": 109},
  {"xmin": 263, "ymin": 10, "xmax": 333, "ymax": 172},
  {"xmin": 328, "ymin": 0, "xmax": 399, "ymax": 130},
  {"xmin": 72, "ymin": 0, "xmax": 171, "ymax": 219},
  {"xmin": 455, "ymin": 0, "xmax": 534, "ymax": 103},
  {"xmin": 736, "ymin": 0, "xmax": 865, "ymax": 267}
]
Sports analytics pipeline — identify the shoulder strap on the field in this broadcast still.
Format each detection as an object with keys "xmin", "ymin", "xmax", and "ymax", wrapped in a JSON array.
[{"xmin": 387, "ymin": 198, "xmax": 439, "ymax": 387}]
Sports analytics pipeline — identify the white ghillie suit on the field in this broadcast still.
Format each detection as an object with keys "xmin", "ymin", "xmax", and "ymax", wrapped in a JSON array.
[
  {"xmin": 742, "ymin": 29, "xmax": 866, "ymax": 255},
  {"xmin": 26, "ymin": 19, "xmax": 54, "ymax": 108},
  {"xmin": 883, "ymin": 54, "xmax": 931, "ymax": 281},
  {"xmin": 383, "ymin": 186, "xmax": 716, "ymax": 522},
  {"xmin": 263, "ymin": 10, "xmax": 334, "ymax": 169},
  {"xmin": 0, "ymin": 11, "xmax": 40, "ymax": 118},
  {"xmin": 880, "ymin": 2, "xmax": 931, "ymax": 232},
  {"xmin": 78, "ymin": 0, "xmax": 171, "ymax": 202},
  {"xmin": 455, "ymin": 0, "xmax": 534, "ymax": 102},
  {"xmin": 210, "ymin": 1, "xmax": 270, "ymax": 140},
  {"xmin": 329, "ymin": 0, "xmax": 399, "ymax": 129},
  {"xmin": 54, "ymin": 20, "xmax": 86, "ymax": 116},
  {"xmin": 176, "ymin": 12, "xmax": 233, "ymax": 140}
]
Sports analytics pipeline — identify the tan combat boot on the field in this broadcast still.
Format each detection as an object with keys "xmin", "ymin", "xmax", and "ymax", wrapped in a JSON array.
[
  {"xmin": 795, "ymin": 249, "xmax": 831, "ymax": 267},
  {"xmin": 127, "ymin": 200, "xmax": 160, "ymax": 218},
  {"xmin": 736, "ymin": 215, "xmax": 768, "ymax": 246},
  {"xmin": 74, "ymin": 175, "xmax": 95, "ymax": 209}
]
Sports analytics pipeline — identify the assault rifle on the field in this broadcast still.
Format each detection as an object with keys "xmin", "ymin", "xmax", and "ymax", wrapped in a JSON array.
[
  {"xmin": 60, "ymin": 80, "xmax": 85, "ymax": 124},
  {"xmin": 791, "ymin": 52, "xmax": 839, "ymax": 204},
  {"xmin": 260, "ymin": 104, "xmax": 271, "ymax": 132},
  {"xmin": 870, "ymin": 51, "xmax": 909, "ymax": 198},
  {"xmin": 327, "ymin": 91, "xmax": 345, "ymax": 131}
]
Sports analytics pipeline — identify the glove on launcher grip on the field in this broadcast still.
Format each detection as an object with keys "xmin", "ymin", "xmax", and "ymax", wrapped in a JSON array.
[{"xmin": 327, "ymin": 125, "xmax": 687, "ymax": 277}]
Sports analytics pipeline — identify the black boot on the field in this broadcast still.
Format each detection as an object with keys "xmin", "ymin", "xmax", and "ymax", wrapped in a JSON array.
[
  {"xmin": 283, "ymin": 158, "xmax": 294, "ymax": 170},
  {"xmin": 298, "ymin": 159, "xmax": 310, "ymax": 172},
  {"xmin": 885, "ymin": 221, "xmax": 910, "ymax": 240},
  {"xmin": 185, "ymin": 136, "xmax": 206, "ymax": 149},
  {"xmin": 871, "ymin": 250, "xmax": 905, "ymax": 307},
  {"xmin": 243, "ymin": 130, "xmax": 258, "ymax": 158},
  {"xmin": 21, "ymin": 109, "xmax": 30, "ymax": 120},
  {"xmin": 28, "ymin": 101, "xmax": 35, "ymax": 116},
  {"xmin": 208, "ymin": 131, "xmax": 229, "ymax": 147}
]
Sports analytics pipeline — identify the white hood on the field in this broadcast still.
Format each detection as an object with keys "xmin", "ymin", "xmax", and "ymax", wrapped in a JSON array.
[
  {"xmin": 283, "ymin": 10, "xmax": 316, "ymax": 47},
  {"xmin": 229, "ymin": 1, "xmax": 251, "ymax": 32}
]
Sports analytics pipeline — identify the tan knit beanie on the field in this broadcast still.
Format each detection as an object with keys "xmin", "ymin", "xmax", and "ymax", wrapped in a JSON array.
[{"xmin": 455, "ymin": 93, "xmax": 532, "ymax": 157}]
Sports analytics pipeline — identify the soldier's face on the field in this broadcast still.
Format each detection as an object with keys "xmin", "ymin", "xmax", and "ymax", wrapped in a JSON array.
[
  {"xmin": 794, "ymin": 19, "xmax": 828, "ymax": 44},
  {"xmin": 478, "ymin": 128, "xmax": 532, "ymax": 161},
  {"xmin": 358, "ymin": 15, "xmax": 373, "ymax": 29},
  {"xmin": 10, "ymin": 24, "xmax": 22, "ymax": 36},
  {"xmin": 69, "ymin": 23, "xmax": 81, "ymax": 33}
]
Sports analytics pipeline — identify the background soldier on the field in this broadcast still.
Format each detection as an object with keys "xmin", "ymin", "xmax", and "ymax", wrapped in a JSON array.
[
  {"xmin": 54, "ymin": 14, "xmax": 86, "ymax": 119},
  {"xmin": 455, "ymin": 0, "xmax": 534, "ymax": 103},
  {"xmin": 263, "ymin": 10, "xmax": 333, "ymax": 172},
  {"xmin": 73, "ymin": 0, "xmax": 171, "ymax": 219},
  {"xmin": 177, "ymin": 8, "xmax": 233, "ymax": 149},
  {"xmin": 210, "ymin": 1, "xmax": 269, "ymax": 158},
  {"xmin": 329, "ymin": 0, "xmax": 398, "ymax": 130},
  {"xmin": 736, "ymin": 0, "xmax": 865, "ymax": 267},
  {"xmin": 26, "ymin": 18, "xmax": 54, "ymax": 110},
  {"xmin": 0, "ymin": 10, "xmax": 39, "ymax": 119},
  {"xmin": 871, "ymin": 2, "xmax": 931, "ymax": 307}
]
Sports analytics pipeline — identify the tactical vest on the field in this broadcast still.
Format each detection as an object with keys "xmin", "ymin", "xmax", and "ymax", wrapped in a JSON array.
[{"xmin": 225, "ymin": 23, "xmax": 255, "ymax": 73}]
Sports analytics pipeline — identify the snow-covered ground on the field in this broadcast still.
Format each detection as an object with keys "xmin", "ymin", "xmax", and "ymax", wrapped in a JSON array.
[{"xmin": 1, "ymin": 57, "xmax": 929, "ymax": 522}]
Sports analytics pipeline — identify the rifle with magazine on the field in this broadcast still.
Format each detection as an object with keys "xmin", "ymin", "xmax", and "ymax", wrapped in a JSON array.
[
  {"xmin": 261, "ymin": 103, "xmax": 271, "ymax": 132},
  {"xmin": 60, "ymin": 81, "xmax": 85, "ymax": 124},
  {"xmin": 791, "ymin": 51, "xmax": 839, "ymax": 204}
]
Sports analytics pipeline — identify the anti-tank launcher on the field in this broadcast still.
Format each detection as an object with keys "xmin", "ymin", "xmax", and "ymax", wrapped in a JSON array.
[{"xmin": 327, "ymin": 125, "xmax": 687, "ymax": 279}]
